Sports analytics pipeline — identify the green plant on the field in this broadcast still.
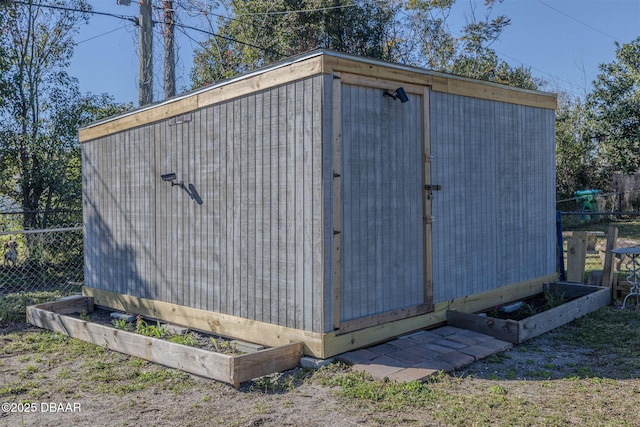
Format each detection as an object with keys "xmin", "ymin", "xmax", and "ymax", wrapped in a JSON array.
[
  {"xmin": 488, "ymin": 385, "xmax": 507, "ymax": 395},
  {"xmin": 167, "ymin": 332, "xmax": 198, "ymax": 347},
  {"xmin": 112, "ymin": 318, "xmax": 132, "ymax": 331},
  {"xmin": 210, "ymin": 337, "xmax": 241, "ymax": 355},
  {"xmin": 518, "ymin": 302, "xmax": 538, "ymax": 317},
  {"xmin": 135, "ymin": 316, "xmax": 168, "ymax": 338},
  {"xmin": 543, "ymin": 289, "xmax": 567, "ymax": 310},
  {"xmin": 79, "ymin": 310, "xmax": 90, "ymax": 321}
]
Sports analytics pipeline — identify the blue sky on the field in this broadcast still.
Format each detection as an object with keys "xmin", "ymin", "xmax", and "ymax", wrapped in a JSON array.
[{"xmin": 69, "ymin": 0, "xmax": 640, "ymax": 106}]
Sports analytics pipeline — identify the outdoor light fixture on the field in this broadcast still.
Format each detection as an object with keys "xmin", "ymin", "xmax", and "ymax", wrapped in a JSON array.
[
  {"xmin": 383, "ymin": 87, "xmax": 409, "ymax": 103},
  {"xmin": 161, "ymin": 173, "xmax": 181, "ymax": 186},
  {"xmin": 160, "ymin": 173, "xmax": 201, "ymax": 204}
]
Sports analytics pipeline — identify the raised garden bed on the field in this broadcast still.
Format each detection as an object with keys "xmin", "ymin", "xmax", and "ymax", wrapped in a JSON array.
[
  {"xmin": 26, "ymin": 296, "xmax": 303, "ymax": 388},
  {"xmin": 446, "ymin": 282, "xmax": 611, "ymax": 344}
]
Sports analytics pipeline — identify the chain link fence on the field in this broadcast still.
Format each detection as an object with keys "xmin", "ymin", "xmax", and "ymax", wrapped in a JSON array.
[
  {"xmin": 1, "ymin": 211, "xmax": 83, "ymax": 324},
  {"xmin": 558, "ymin": 194, "xmax": 640, "ymax": 300}
]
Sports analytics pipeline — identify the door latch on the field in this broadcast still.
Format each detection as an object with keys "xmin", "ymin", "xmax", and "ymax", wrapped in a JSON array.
[{"xmin": 425, "ymin": 184, "xmax": 442, "ymax": 200}]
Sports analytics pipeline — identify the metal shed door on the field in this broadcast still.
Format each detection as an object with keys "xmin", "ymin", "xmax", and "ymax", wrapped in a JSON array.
[{"xmin": 335, "ymin": 79, "xmax": 433, "ymax": 333}]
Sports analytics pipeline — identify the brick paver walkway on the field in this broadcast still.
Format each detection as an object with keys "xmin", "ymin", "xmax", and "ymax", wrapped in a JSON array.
[{"xmin": 336, "ymin": 326, "xmax": 513, "ymax": 382}]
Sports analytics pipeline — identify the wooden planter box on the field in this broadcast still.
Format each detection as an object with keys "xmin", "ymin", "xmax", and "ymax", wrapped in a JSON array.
[
  {"xmin": 446, "ymin": 283, "xmax": 611, "ymax": 344},
  {"xmin": 26, "ymin": 296, "xmax": 303, "ymax": 388}
]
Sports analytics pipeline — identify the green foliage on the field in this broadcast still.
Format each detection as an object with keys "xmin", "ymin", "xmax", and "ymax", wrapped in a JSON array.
[
  {"xmin": 191, "ymin": 1, "xmax": 539, "ymax": 90},
  {"xmin": 191, "ymin": 0, "xmax": 400, "ymax": 87},
  {"xmin": 0, "ymin": 1, "xmax": 133, "ymax": 227},
  {"xmin": 555, "ymin": 37, "xmax": 640, "ymax": 198},
  {"xmin": 167, "ymin": 332, "xmax": 198, "ymax": 347},
  {"xmin": 542, "ymin": 289, "xmax": 567, "ymax": 310},
  {"xmin": 555, "ymin": 94, "xmax": 599, "ymax": 198},
  {"xmin": 402, "ymin": 0, "xmax": 540, "ymax": 89},
  {"xmin": 134, "ymin": 316, "xmax": 168, "ymax": 338},
  {"xmin": 0, "ymin": 290, "xmax": 67, "ymax": 324},
  {"xmin": 586, "ymin": 37, "xmax": 640, "ymax": 180},
  {"xmin": 112, "ymin": 318, "xmax": 133, "ymax": 331},
  {"xmin": 317, "ymin": 368, "xmax": 439, "ymax": 410},
  {"xmin": 210, "ymin": 337, "xmax": 241, "ymax": 354}
]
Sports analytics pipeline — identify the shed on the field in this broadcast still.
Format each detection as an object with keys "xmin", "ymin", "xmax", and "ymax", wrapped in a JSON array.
[{"xmin": 79, "ymin": 50, "xmax": 557, "ymax": 358}]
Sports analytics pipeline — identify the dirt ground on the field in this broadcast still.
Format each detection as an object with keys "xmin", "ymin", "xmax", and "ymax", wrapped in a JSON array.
[{"xmin": 1, "ymin": 306, "xmax": 639, "ymax": 427}]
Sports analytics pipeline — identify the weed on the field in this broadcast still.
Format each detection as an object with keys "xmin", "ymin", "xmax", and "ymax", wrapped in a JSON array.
[
  {"xmin": 251, "ymin": 402, "xmax": 272, "ymax": 415},
  {"xmin": 525, "ymin": 370, "xmax": 552, "ymax": 379},
  {"xmin": 543, "ymin": 289, "xmax": 567, "ymax": 310},
  {"xmin": 112, "ymin": 318, "xmax": 133, "ymax": 331},
  {"xmin": 0, "ymin": 380, "xmax": 39, "ymax": 397},
  {"xmin": 0, "ymin": 290, "xmax": 67, "ymax": 323},
  {"xmin": 518, "ymin": 302, "xmax": 538, "ymax": 317},
  {"xmin": 56, "ymin": 368, "xmax": 72, "ymax": 380},
  {"xmin": 488, "ymin": 385, "xmax": 507, "ymax": 395},
  {"xmin": 79, "ymin": 310, "xmax": 90, "ymax": 321},
  {"xmin": 135, "ymin": 316, "xmax": 168, "ymax": 338},
  {"xmin": 486, "ymin": 353, "xmax": 511, "ymax": 363},
  {"xmin": 19, "ymin": 365, "xmax": 38, "ymax": 379},
  {"xmin": 210, "ymin": 337, "xmax": 241, "ymax": 354},
  {"xmin": 168, "ymin": 332, "xmax": 198, "ymax": 347}
]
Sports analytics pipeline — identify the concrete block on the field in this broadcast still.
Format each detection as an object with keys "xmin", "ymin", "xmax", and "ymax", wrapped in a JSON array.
[
  {"xmin": 437, "ymin": 339, "xmax": 469, "ymax": 350},
  {"xmin": 109, "ymin": 312, "xmax": 136, "ymax": 323},
  {"xmin": 351, "ymin": 355, "xmax": 410, "ymax": 380},
  {"xmin": 400, "ymin": 330, "xmax": 442, "ymax": 343},
  {"xmin": 430, "ymin": 326, "xmax": 462, "ymax": 337},
  {"xmin": 163, "ymin": 324, "xmax": 189, "ymax": 335},
  {"xmin": 435, "ymin": 350, "xmax": 475, "ymax": 370},
  {"xmin": 388, "ymin": 366, "xmax": 439, "ymax": 382},
  {"xmin": 337, "ymin": 348, "xmax": 378, "ymax": 365},
  {"xmin": 301, "ymin": 356, "xmax": 335, "ymax": 369},
  {"xmin": 412, "ymin": 358, "xmax": 455, "ymax": 373},
  {"xmin": 458, "ymin": 344, "xmax": 497, "ymax": 361},
  {"xmin": 480, "ymin": 338, "xmax": 513, "ymax": 353}
]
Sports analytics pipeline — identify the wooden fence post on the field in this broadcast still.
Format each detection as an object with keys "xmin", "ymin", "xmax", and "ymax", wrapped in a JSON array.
[
  {"xmin": 566, "ymin": 231, "xmax": 588, "ymax": 283},
  {"xmin": 602, "ymin": 226, "xmax": 619, "ymax": 290}
]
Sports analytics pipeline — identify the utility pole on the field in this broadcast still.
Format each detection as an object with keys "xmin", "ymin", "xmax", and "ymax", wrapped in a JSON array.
[
  {"xmin": 139, "ymin": 0, "xmax": 153, "ymax": 106},
  {"xmin": 163, "ymin": 1, "xmax": 176, "ymax": 98}
]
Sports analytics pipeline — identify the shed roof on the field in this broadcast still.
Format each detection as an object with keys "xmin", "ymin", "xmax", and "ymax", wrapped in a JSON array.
[{"xmin": 79, "ymin": 49, "xmax": 557, "ymax": 142}]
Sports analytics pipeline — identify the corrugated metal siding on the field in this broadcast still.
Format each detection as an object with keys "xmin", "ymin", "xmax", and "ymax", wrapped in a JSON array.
[
  {"xmin": 430, "ymin": 92, "xmax": 556, "ymax": 302},
  {"xmin": 82, "ymin": 76, "xmax": 324, "ymax": 332},
  {"xmin": 340, "ymin": 84, "xmax": 424, "ymax": 322}
]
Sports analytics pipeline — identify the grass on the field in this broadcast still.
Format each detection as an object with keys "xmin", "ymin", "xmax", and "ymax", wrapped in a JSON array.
[
  {"xmin": 3, "ymin": 290, "xmax": 640, "ymax": 426},
  {"xmin": 0, "ymin": 290, "xmax": 68, "ymax": 323}
]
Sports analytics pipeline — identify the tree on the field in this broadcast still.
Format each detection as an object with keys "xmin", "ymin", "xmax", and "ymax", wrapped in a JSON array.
[
  {"xmin": 555, "ymin": 94, "xmax": 598, "ymax": 199},
  {"xmin": 404, "ymin": 0, "xmax": 540, "ymax": 89},
  {"xmin": 191, "ymin": 0, "xmax": 539, "ymax": 90},
  {"xmin": 191, "ymin": 0, "xmax": 399, "ymax": 87},
  {"xmin": 0, "ymin": 1, "xmax": 132, "ymax": 229},
  {"xmin": 586, "ymin": 38, "xmax": 640, "ymax": 181}
]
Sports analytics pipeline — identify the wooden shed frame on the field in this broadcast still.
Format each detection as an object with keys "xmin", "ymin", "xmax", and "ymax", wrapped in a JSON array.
[{"xmin": 80, "ymin": 50, "xmax": 557, "ymax": 358}]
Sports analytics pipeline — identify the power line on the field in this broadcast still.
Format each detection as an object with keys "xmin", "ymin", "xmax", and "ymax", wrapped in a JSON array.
[
  {"xmin": 536, "ymin": 0, "xmax": 623, "ymax": 43},
  {"xmin": 4, "ymin": 0, "xmax": 279, "ymax": 55},
  {"xmin": 76, "ymin": 25, "xmax": 125, "ymax": 45},
  {"xmin": 3, "ymin": 0, "xmax": 139, "ymax": 24},
  {"xmin": 235, "ymin": 0, "xmax": 387, "ymax": 16},
  {"xmin": 172, "ymin": 20, "xmax": 282, "ymax": 57}
]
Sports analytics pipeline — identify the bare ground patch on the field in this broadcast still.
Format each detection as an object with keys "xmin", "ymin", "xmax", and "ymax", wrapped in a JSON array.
[{"xmin": 2, "ymin": 305, "xmax": 640, "ymax": 427}]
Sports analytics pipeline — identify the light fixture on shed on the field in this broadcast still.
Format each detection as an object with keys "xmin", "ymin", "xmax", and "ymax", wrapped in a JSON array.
[
  {"xmin": 383, "ymin": 87, "xmax": 409, "ymax": 103},
  {"xmin": 161, "ymin": 172, "xmax": 182, "ymax": 187}
]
